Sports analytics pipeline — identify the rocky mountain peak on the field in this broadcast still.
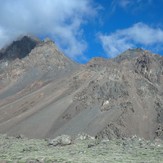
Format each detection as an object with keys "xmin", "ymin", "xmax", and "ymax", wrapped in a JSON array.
[
  {"xmin": 114, "ymin": 48, "xmax": 146, "ymax": 62},
  {"xmin": 24, "ymin": 37, "xmax": 76, "ymax": 70},
  {"xmin": 0, "ymin": 35, "xmax": 76, "ymax": 68},
  {"xmin": 113, "ymin": 48, "xmax": 163, "ymax": 83},
  {"xmin": 43, "ymin": 37, "xmax": 54, "ymax": 43},
  {"xmin": 0, "ymin": 36, "xmax": 41, "ymax": 61},
  {"xmin": 0, "ymin": 35, "xmax": 79, "ymax": 86}
]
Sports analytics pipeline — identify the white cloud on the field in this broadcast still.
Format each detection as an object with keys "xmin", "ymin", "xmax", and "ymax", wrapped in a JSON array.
[
  {"xmin": 118, "ymin": 0, "xmax": 153, "ymax": 8},
  {"xmin": 110, "ymin": 0, "xmax": 153, "ymax": 14},
  {"xmin": 99, "ymin": 34, "xmax": 134, "ymax": 58},
  {"xmin": 119, "ymin": 0, "xmax": 131, "ymax": 8},
  {"xmin": 99, "ymin": 22, "xmax": 163, "ymax": 57},
  {"xmin": 0, "ymin": 0, "xmax": 96, "ymax": 59}
]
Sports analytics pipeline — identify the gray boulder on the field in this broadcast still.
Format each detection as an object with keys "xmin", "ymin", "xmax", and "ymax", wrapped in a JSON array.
[{"xmin": 48, "ymin": 135, "xmax": 72, "ymax": 146}]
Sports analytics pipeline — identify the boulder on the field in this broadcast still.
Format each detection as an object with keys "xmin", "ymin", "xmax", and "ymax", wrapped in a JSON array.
[{"xmin": 48, "ymin": 135, "xmax": 72, "ymax": 146}]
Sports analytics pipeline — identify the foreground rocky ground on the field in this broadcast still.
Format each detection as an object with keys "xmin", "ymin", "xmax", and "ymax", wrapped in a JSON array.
[{"xmin": 0, "ymin": 134, "xmax": 163, "ymax": 163}]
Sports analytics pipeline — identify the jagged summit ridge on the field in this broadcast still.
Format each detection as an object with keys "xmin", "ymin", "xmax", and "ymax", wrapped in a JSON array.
[
  {"xmin": 1, "ymin": 35, "xmax": 76, "ymax": 67},
  {"xmin": 0, "ymin": 36, "xmax": 78, "ymax": 98},
  {"xmin": 23, "ymin": 36, "xmax": 76, "ymax": 69},
  {"xmin": 114, "ymin": 48, "xmax": 148, "ymax": 62},
  {"xmin": 0, "ymin": 36, "xmax": 77, "ymax": 80}
]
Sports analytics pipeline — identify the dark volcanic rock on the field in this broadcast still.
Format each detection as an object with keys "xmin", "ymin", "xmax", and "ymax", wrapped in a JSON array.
[
  {"xmin": 0, "ymin": 36, "xmax": 40, "ymax": 60},
  {"xmin": 135, "ymin": 54, "xmax": 150, "ymax": 74}
]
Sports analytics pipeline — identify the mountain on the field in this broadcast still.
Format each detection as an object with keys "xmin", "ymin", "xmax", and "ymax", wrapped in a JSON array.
[
  {"xmin": 0, "ymin": 36, "xmax": 78, "ymax": 98},
  {"xmin": 0, "ymin": 36, "xmax": 163, "ymax": 140}
]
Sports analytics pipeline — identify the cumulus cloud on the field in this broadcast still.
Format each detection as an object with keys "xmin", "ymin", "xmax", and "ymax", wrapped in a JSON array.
[
  {"xmin": 0, "ymin": 0, "xmax": 96, "ymax": 59},
  {"xmin": 99, "ymin": 22, "xmax": 163, "ymax": 57}
]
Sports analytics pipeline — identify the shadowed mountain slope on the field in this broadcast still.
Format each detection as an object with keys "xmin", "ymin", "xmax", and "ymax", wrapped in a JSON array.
[
  {"xmin": 0, "ymin": 37, "xmax": 163, "ymax": 140},
  {"xmin": 0, "ymin": 36, "xmax": 40, "ymax": 60}
]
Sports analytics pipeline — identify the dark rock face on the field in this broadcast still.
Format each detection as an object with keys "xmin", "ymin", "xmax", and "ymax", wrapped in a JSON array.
[
  {"xmin": 135, "ymin": 54, "xmax": 150, "ymax": 74},
  {"xmin": 0, "ymin": 38, "xmax": 163, "ymax": 141},
  {"xmin": 0, "ymin": 36, "xmax": 40, "ymax": 60}
]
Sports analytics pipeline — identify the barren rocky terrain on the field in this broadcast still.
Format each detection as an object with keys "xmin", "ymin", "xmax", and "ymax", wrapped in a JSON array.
[{"xmin": 0, "ymin": 36, "xmax": 163, "ymax": 162}]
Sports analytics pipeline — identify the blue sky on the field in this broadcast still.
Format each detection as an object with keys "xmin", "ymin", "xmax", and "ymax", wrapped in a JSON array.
[{"xmin": 0, "ymin": 0, "xmax": 163, "ymax": 63}]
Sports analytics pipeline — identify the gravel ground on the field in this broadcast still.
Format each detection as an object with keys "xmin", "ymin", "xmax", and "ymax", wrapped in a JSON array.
[{"xmin": 0, "ymin": 134, "xmax": 163, "ymax": 163}]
